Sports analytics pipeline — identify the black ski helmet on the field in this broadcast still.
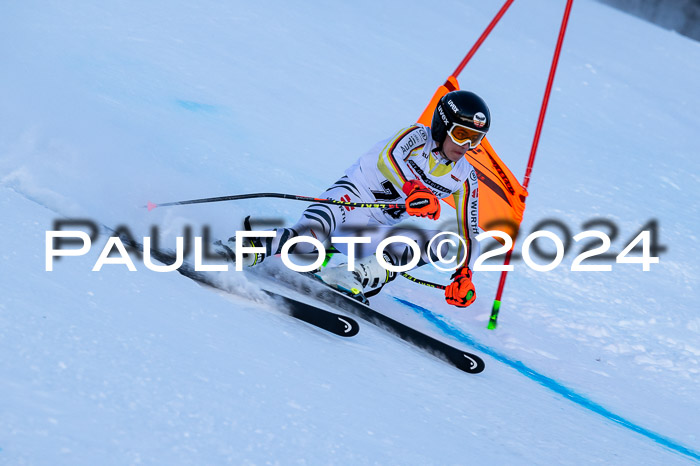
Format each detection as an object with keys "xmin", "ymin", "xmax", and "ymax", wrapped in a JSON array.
[{"xmin": 431, "ymin": 90, "xmax": 491, "ymax": 146}]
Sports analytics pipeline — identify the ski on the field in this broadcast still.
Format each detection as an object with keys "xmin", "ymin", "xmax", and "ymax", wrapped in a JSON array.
[
  {"xmin": 261, "ymin": 290, "xmax": 359, "ymax": 337},
  {"xmin": 118, "ymin": 234, "xmax": 481, "ymax": 368},
  {"xmin": 122, "ymin": 240, "xmax": 360, "ymax": 338},
  {"xmin": 288, "ymin": 271, "xmax": 485, "ymax": 374}
]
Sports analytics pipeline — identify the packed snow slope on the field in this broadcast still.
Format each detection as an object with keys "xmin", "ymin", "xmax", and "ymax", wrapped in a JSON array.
[{"xmin": 1, "ymin": 0, "xmax": 699, "ymax": 464}]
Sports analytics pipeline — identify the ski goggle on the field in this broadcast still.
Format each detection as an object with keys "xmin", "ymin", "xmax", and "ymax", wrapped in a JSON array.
[{"xmin": 447, "ymin": 123, "xmax": 485, "ymax": 148}]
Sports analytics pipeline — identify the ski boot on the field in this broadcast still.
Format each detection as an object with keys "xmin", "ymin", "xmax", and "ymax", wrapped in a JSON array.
[
  {"xmin": 212, "ymin": 216, "xmax": 267, "ymax": 267},
  {"xmin": 314, "ymin": 253, "xmax": 396, "ymax": 304}
]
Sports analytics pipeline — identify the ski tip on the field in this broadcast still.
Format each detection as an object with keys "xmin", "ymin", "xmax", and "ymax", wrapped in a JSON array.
[
  {"xmin": 147, "ymin": 201, "xmax": 158, "ymax": 212},
  {"xmin": 337, "ymin": 316, "xmax": 360, "ymax": 337},
  {"xmin": 460, "ymin": 353, "xmax": 486, "ymax": 374}
]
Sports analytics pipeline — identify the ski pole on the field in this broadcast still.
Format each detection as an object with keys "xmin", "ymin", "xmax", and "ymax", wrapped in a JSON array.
[
  {"xmin": 144, "ymin": 193, "xmax": 405, "ymax": 211},
  {"xmin": 149, "ymin": 196, "xmax": 453, "ymax": 291},
  {"xmin": 401, "ymin": 273, "xmax": 475, "ymax": 306},
  {"xmin": 400, "ymin": 272, "xmax": 447, "ymax": 290}
]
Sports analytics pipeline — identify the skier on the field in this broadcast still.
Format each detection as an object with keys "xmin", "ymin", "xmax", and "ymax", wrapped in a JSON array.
[{"xmin": 216, "ymin": 90, "xmax": 488, "ymax": 308}]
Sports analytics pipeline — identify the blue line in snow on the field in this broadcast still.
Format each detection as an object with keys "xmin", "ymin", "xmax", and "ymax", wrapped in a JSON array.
[
  {"xmin": 176, "ymin": 99, "xmax": 219, "ymax": 113},
  {"xmin": 394, "ymin": 297, "xmax": 700, "ymax": 462}
]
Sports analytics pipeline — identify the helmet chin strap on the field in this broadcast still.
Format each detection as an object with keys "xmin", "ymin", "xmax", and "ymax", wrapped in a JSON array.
[
  {"xmin": 433, "ymin": 139, "xmax": 446, "ymax": 159},
  {"xmin": 436, "ymin": 147, "xmax": 452, "ymax": 165}
]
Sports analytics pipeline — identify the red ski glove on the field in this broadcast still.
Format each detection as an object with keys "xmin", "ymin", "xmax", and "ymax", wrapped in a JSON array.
[
  {"xmin": 402, "ymin": 179, "xmax": 440, "ymax": 220},
  {"xmin": 445, "ymin": 267, "xmax": 476, "ymax": 308}
]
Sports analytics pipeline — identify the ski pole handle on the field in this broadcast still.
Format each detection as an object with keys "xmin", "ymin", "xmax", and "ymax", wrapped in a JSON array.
[{"xmin": 144, "ymin": 192, "xmax": 406, "ymax": 211}]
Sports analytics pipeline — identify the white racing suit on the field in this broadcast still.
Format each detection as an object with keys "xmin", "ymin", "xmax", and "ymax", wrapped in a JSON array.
[{"xmin": 267, "ymin": 123, "xmax": 481, "ymax": 277}]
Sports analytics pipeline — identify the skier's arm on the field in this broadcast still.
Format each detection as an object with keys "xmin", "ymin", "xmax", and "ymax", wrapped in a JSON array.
[
  {"xmin": 451, "ymin": 167, "xmax": 480, "ymax": 271},
  {"xmin": 445, "ymin": 173, "xmax": 480, "ymax": 307},
  {"xmin": 376, "ymin": 126, "xmax": 426, "ymax": 189},
  {"xmin": 376, "ymin": 126, "xmax": 439, "ymax": 218}
]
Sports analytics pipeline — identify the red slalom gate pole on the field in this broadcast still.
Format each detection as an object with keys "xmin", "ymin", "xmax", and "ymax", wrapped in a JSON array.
[
  {"xmin": 416, "ymin": 0, "xmax": 515, "ymax": 124},
  {"xmin": 522, "ymin": 0, "xmax": 575, "ymax": 190},
  {"xmin": 488, "ymin": 0, "xmax": 575, "ymax": 330},
  {"xmin": 452, "ymin": 0, "xmax": 515, "ymax": 79}
]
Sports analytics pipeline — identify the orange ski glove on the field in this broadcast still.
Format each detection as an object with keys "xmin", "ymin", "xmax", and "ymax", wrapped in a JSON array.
[
  {"xmin": 445, "ymin": 267, "xmax": 476, "ymax": 308},
  {"xmin": 402, "ymin": 179, "xmax": 440, "ymax": 220}
]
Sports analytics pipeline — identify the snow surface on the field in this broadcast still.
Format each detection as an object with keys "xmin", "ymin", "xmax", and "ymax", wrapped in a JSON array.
[{"xmin": 1, "ymin": 0, "xmax": 699, "ymax": 464}]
